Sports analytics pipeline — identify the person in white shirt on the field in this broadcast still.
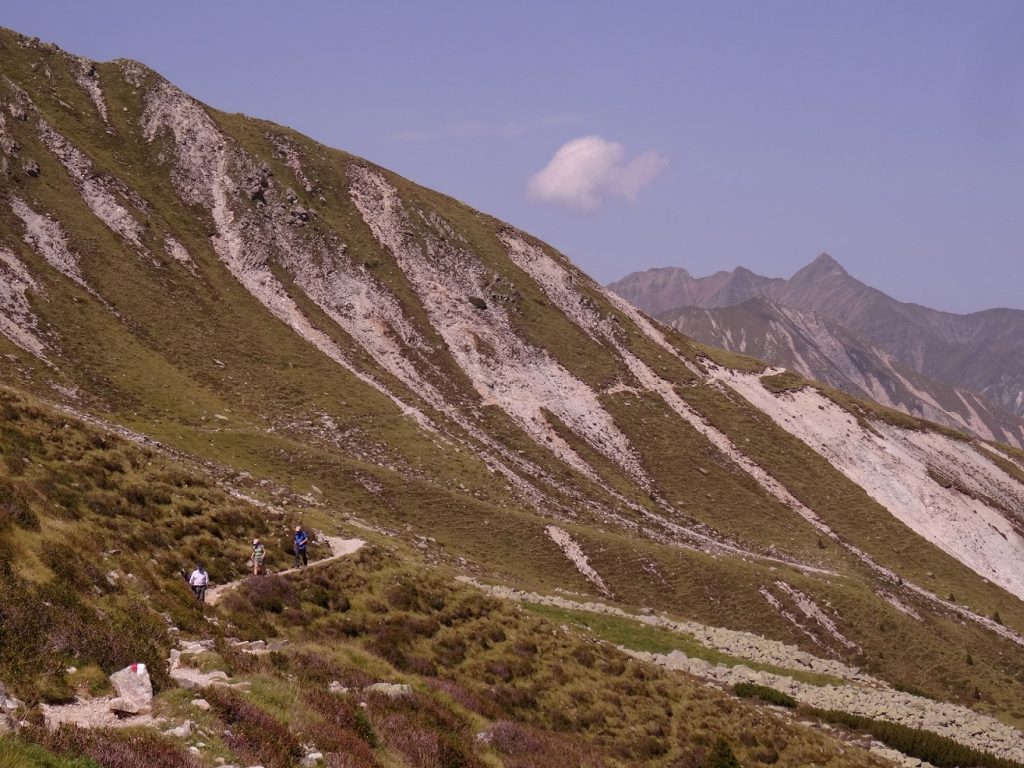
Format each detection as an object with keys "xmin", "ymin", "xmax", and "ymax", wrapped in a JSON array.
[{"xmin": 188, "ymin": 563, "xmax": 209, "ymax": 602}]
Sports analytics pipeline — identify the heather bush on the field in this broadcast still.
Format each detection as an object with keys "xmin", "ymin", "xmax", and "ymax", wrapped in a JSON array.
[
  {"xmin": 367, "ymin": 689, "xmax": 480, "ymax": 768},
  {"xmin": 205, "ymin": 687, "xmax": 302, "ymax": 768},
  {"xmin": 37, "ymin": 726, "xmax": 200, "ymax": 768},
  {"xmin": 0, "ymin": 477, "xmax": 38, "ymax": 530},
  {"xmin": 484, "ymin": 720, "xmax": 606, "ymax": 768},
  {"xmin": 241, "ymin": 574, "xmax": 297, "ymax": 614}
]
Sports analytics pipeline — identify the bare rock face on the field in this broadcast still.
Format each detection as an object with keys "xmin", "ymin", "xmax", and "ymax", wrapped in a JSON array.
[{"xmin": 108, "ymin": 663, "xmax": 153, "ymax": 715}]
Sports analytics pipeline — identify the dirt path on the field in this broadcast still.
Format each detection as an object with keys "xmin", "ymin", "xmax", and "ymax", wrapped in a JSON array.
[{"xmin": 206, "ymin": 535, "xmax": 365, "ymax": 606}]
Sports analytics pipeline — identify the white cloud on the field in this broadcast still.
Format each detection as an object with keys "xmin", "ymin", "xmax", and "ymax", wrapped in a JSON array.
[{"xmin": 527, "ymin": 136, "xmax": 667, "ymax": 212}]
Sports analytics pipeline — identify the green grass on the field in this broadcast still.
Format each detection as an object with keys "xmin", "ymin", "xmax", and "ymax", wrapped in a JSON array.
[
  {"xmin": 0, "ymin": 738, "xmax": 100, "ymax": 768},
  {"xmin": 522, "ymin": 603, "xmax": 845, "ymax": 686}
]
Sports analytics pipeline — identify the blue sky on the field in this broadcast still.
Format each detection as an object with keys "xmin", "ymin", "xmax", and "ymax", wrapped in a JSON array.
[{"xmin": 4, "ymin": 1, "xmax": 1022, "ymax": 312}]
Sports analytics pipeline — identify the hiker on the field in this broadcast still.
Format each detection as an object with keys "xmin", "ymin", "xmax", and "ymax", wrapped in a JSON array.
[
  {"xmin": 293, "ymin": 525, "xmax": 309, "ymax": 568},
  {"xmin": 251, "ymin": 538, "xmax": 266, "ymax": 576},
  {"xmin": 188, "ymin": 563, "xmax": 209, "ymax": 602}
]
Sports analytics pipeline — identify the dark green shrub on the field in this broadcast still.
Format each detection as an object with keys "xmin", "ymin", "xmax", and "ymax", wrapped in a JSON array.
[
  {"xmin": 804, "ymin": 708, "xmax": 1024, "ymax": 768},
  {"xmin": 704, "ymin": 737, "xmax": 741, "ymax": 768},
  {"xmin": 732, "ymin": 683, "xmax": 797, "ymax": 708}
]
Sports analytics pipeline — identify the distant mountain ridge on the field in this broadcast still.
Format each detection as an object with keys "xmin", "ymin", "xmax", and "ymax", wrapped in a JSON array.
[
  {"xmin": 609, "ymin": 255, "xmax": 1024, "ymax": 423},
  {"xmin": 662, "ymin": 296, "xmax": 1024, "ymax": 446}
]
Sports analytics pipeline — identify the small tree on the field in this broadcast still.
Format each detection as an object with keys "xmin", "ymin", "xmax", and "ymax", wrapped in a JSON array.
[{"xmin": 704, "ymin": 737, "xmax": 741, "ymax": 768}]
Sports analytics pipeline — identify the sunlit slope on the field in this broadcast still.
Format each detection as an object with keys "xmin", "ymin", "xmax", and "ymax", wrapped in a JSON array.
[{"xmin": 2, "ymin": 27, "xmax": 1024, "ymax": 726}]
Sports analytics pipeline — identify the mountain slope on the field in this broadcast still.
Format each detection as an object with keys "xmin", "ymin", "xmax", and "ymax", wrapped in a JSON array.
[
  {"xmin": 3, "ymin": 27, "xmax": 1024, "ymax": 764},
  {"xmin": 610, "ymin": 254, "xmax": 1024, "ymax": 418},
  {"xmin": 662, "ymin": 296, "xmax": 1024, "ymax": 446}
]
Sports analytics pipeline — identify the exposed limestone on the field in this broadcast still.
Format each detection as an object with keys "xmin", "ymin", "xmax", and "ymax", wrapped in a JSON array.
[
  {"xmin": 37, "ymin": 119, "xmax": 144, "ymax": 248},
  {"xmin": 0, "ymin": 246, "xmax": 49, "ymax": 359},
  {"xmin": 0, "ymin": 112, "xmax": 19, "ymax": 155},
  {"xmin": 773, "ymin": 581, "xmax": 859, "ymax": 651},
  {"xmin": 73, "ymin": 58, "xmax": 109, "ymax": 124},
  {"xmin": 140, "ymin": 78, "xmax": 434, "ymax": 430},
  {"xmin": 163, "ymin": 235, "xmax": 194, "ymax": 269},
  {"xmin": 9, "ymin": 196, "xmax": 91, "ymax": 292},
  {"xmin": 350, "ymin": 166, "xmax": 649, "ymax": 487},
  {"xmin": 500, "ymin": 231, "xmax": 839, "ymax": 571},
  {"xmin": 723, "ymin": 370, "xmax": 1024, "ymax": 600},
  {"xmin": 545, "ymin": 525, "xmax": 610, "ymax": 595}
]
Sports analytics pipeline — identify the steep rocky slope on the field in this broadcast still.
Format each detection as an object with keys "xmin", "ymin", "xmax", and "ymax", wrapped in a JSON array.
[
  {"xmin": 2, "ymin": 27, "xmax": 1024, "ymax": 766},
  {"xmin": 609, "ymin": 254, "xmax": 1024, "ymax": 418},
  {"xmin": 662, "ymin": 296, "xmax": 1024, "ymax": 446}
]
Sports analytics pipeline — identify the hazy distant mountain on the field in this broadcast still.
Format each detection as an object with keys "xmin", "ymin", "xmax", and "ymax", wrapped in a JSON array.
[
  {"xmin": 610, "ymin": 254, "xmax": 1024, "ymax": 420},
  {"xmin": 662, "ymin": 297, "xmax": 1024, "ymax": 446}
]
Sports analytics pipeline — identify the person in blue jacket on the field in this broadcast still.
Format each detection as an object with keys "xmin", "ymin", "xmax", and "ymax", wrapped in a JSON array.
[{"xmin": 293, "ymin": 525, "xmax": 309, "ymax": 568}]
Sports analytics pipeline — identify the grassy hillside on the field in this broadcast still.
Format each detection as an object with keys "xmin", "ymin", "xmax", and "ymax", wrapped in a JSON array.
[{"xmin": 2, "ymin": 26, "xmax": 1024, "ymax": 765}]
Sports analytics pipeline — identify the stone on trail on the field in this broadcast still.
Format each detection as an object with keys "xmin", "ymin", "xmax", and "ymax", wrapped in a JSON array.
[{"xmin": 108, "ymin": 663, "xmax": 153, "ymax": 715}]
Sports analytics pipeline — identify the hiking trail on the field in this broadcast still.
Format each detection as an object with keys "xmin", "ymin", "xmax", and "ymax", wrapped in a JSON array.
[{"xmin": 206, "ymin": 535, "xmax": 365, "ymax": 606}]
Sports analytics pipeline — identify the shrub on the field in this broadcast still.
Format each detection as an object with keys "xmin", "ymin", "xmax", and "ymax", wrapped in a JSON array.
[
  {"xmin": 241, "ymin": 575, "xmax": 296, "ymax": 614},
  {"xmin": 732, "ymin": 683, "xmax": 797, "ymax": 708},
  {"xmin": 485, "ymin": 721, "xmax": 605, "ymax": 768},
  {"xmin": 804, "ymin": 708, "xmax": 1024, "ymax": 768},
  {"xmin": 703, "ymin": 737, "xmax": 741, "ymax": 768},
  {"xmin": 38, "ymin": 726, "xmax": 201, "ymax": 768},
  {"xmin": 0, "ymin": 478, "xmax": 39, "ymax": 530},
  {"xmin": 205, "ymin": 687, "xmax": 302, "ymax": 768}
]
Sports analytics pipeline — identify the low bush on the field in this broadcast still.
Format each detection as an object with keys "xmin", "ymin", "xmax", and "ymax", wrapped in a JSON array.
[
  {"xmin": 37, "ymin": 726, "xmax": 200, "ymax": 768},
  {"xmin": 732, "ymin": 683, "xmax": 797, "ymax": 708},
  {"xmin": 205, "ymin": 687, "xmax": 302, "ymax": 768},
  {"xmin": 485, "ymin": 720, "xmax": 606, "ymax": 768},
  {"xmin": 804, "ymin": 708, "xmax": 1024, "ymax": 768},
  {"xmin": 703, "ymin": 737, "xmax": 742, "ymax": 768}
]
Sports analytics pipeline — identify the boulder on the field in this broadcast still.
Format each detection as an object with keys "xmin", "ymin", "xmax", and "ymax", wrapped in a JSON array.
[
  {"xmin": 0, "ymin": 682, "xmax": 24, "ymax": 733},
  {"xmin": 22, "ymin": 159, "xmax": 39, "ymax": 177},
  {"xmin": 165, "ymin": 720, "xmax": 194, "ymax": 738},
  {"xmin": 108, "ymin": 663, "xmax": 153, "ymax": 715},
  {"xmin": 363, "ymin": 682, "xmax": 413, "ymax": 699}
]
